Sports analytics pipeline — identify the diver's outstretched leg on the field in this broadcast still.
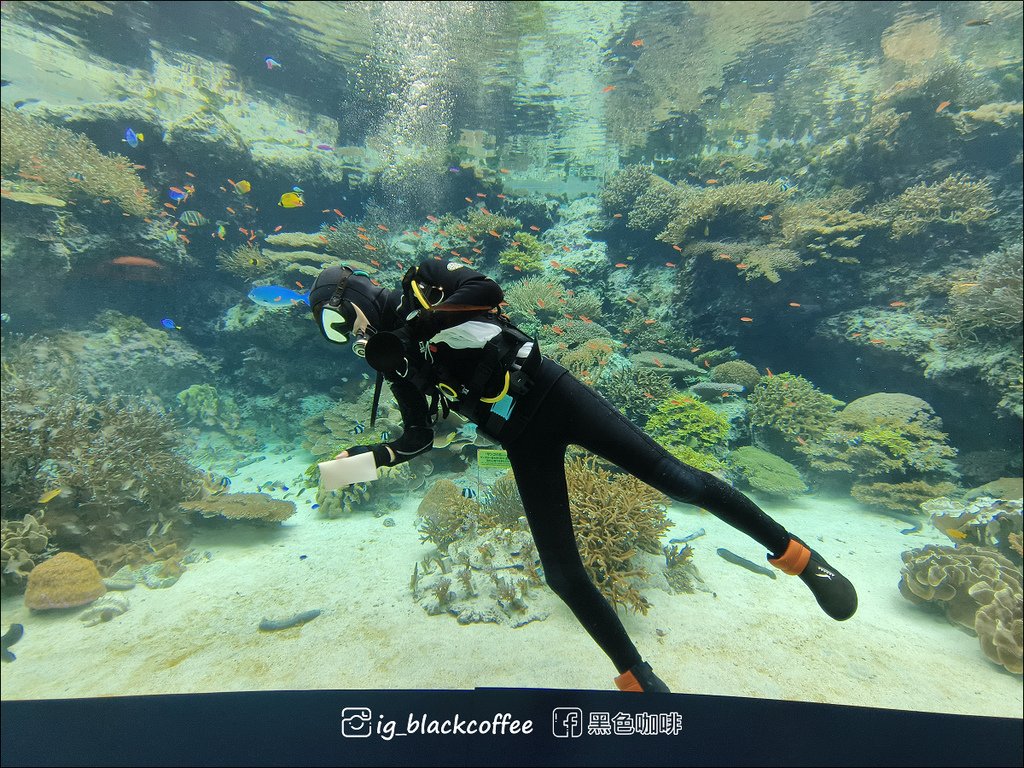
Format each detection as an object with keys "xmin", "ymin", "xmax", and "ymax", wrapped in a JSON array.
[
  {"xmin": 503, "ymin": 437, "xmax": 670, "ymax": 693},
  {"xmin": 545, "ymin": 373, "xmax": 857, "ymax": 622}
]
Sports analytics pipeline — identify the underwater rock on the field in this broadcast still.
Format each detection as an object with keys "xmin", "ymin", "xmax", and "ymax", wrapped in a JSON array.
[
  {"xmin": 79, "ymin": 594, "xmax": 129, "ymax": 626},
  {"xmin": 137, "ymin": 561, "xmax": 183, "ymax": 589},
  {"xmin": 164, "ymin": 109, "xmax": 250, "ymax": 170}
]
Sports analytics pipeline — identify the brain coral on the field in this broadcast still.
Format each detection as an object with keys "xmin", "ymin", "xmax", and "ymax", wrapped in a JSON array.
[{"xmin": 24, "ymin": 552, "xmax": 106, "ymax": 610}]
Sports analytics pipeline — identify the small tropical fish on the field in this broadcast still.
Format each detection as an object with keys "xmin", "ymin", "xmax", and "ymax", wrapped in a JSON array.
[
  {"xmin": 788, "ymin": 302, "xmax": 801, "ymax": 307},
  {"xmin": 631, "ymin": 39, "xmax": 644, "ymax": 47},
  {"xmin": 265, "ymin": 56, "xmax": 283, "ymax": 69},
  {"xmin": 643, "ymin": 319, "xmax": 656, "ymax": 325},
  {"xmin": 612, "ymin": 213, "xmax": 622, "ymax": 218},
  {"xmin": 889, "ymin": 301, "xmax": 906, "ymax": 307},
  {"xmin": 168, "ymin": 187, "xmax": 187, "ymax": 202},
  {"xmin": 946, "ymin": 528, "xmax": 968, "ymax": 540},
  {"xmin": 776, "ymin": 176, "xmax": 794, "ymax": 191},
  {"xmin": 665, "ymin": 262, "xmax": 676, "ymax": 268},
  {"xmin": 615, "ymin": 263, "xmax": 629, "ymax": 268},
  {"xmin": 380, "ymin": 431, "xmax": 391, "ymax": 441},
  {"xmin": 601, "ymin": 85, "xmax": 616, "ymax": 93},
  {"xmin": 68, "ymin": 171, "xmax": 86, "ymax": 182},
  {"xmin": 480, "ymin": 207, "xmax": 491, "ymax": 215},
  {"xmin": 364, "ymin": 245, "xmax": 378, "ymax": 252},
  {"xmin": 795, "ymin": 436, "xmax": 807, "ymax": 446},
  {"xmin": 333, "ymin": 208, "xmax": 345, "ymax": 217},
  {"xmin": 14, "ymin": 98, "xmax": 41, "ymax": 109},
  {"xmin": 426, "ymin": 215, "xmax": 440, "ymax": 223},
  {"xmin": 312, "ymin": 504, "xmax": 320, "ymax": 510},
  {"xmin": 279, "ymin": 192, "xmax": 304, "ymax": 208},
  {"xmin": 551, "ymin": 326, "xmax": 564, "ymax": 335},
  {"xmin": 123, "ymin": 127, "xmax": 143, "ymax": 148},
  {"xmin": 226, "ymin": 206, "xmax": 237, "ymax": 214},
  {"xmin": 488, "ymin": 229, "xmax": 501, "ymax": 237},
  {"xmin": 464, "ymin": 197, "xmax": 473, "ymax": 203},
  {"xmin": 869, "ymin": 338, "xmax": 885, "ymax": 344},
  {"xmin": 964, "ymin": 18, "xmax": 991, "ymax": 26},
  {"xmin": 759, "ymin": 215, "xmax": 773, "ymax": 221},
  {"xmin": 316, "ymin": 144, "xmax": 334, "ymax": 151},
  {"xmin": 461, "ymin": 487, "xmax": 477, "ymax": 499},
  {"xmin": 672, "ymin": 244, "xmax": 683, "ymax": 252},
  {"xmin": 562, "ymin": 245, "xmax": 571, "ymax": 252},
  {"xmin": 179, "ymin": 234, "xmax": 191, "ymax": 244},
  {"xmin": 476, "ymin": 193, "xmax": 487, "ymax": 198},
  {"xmin": 499, "ymin": 168, "xmax": 510, "ymax": 173},
  {"xmin": 736, "ymin": 263, "xmax": 749, "ymax": 270},
  {"xmin": 529, "ymin": 225, "xmax": 541, "ymax": 232},
  {"xmin": 248, "ymin": 285, "xmax": 309, "ymax": 308},
  {"xmin": 652, "ymin": 357, "xmax": 664, "ymax": 368},
  {"xmin": 935, "ymin": 100, "xmax": 952, "ymax": 113},
  {"xmin": 37, "ymin": 488, "xmax": 62, "ymax": 504},
  {"xmin": 739, "ymin": 316, "xmax": 753, "ymax": 322},
  {"xmin": 161, "ymin": 318, "xmax": 181, "ymax": 330},
  {"xmin": 377, "ymin": 224, "xmax": 389, "ymax": 231},
  {"xmin": 235, "ymin": 180, "xmax": 252, "ymax": 194},
  {"xmin": 179, "ymin": 210, "xmax": 208, "ymax": 226},
  {"xmin": 215, "ymin": 224, "xmax": 226, "ymax": 240},
  {"xmin": 353, "ymin": 422, "xmax": 366, "ymax": 434},
  {"xmin": 111, "ymin": 256, "xmax": 162, "ymax": 268},
  {"xmin": 274, "ymin": 225, "xmax": 283, "ymax": 232},
  {"xmin": 705, "ymin": 179, "xmax": 719, "ymax": 184}
]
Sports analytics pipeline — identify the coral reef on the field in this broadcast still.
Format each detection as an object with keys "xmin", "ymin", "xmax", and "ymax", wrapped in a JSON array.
[
  {"xmin": 888, "ymin": 174, "xmax": 995, "ymax": 239},
  {"xmin": 498, "ymin": 232, "xmax": 549, "ymax": 273},
  {"xmin": 181, "ymin": 493, "xmax": 296, "ymax": 524},
  {"xmin": 1, "ymin": 513, "xmax": 54, "ymax": 593},
  {"xmin": 24, "ymin": 552, "xmax": 106, "ymax": 610},
  {"xmin": 599, "ymin": 366, "xmax": 674, "ymax": 424},
  {"xmin": 851, "ymin": 480, "xmax": 958, "ymax": 515},
  {"xmin": 658, "ymin": 181, "xmax": 793, "ymax": 243},
  {"xmin": 710, "ymin": 361, "xmax": 762, "ymax": 392},
  {"xmin": 176, "ymin": 384, "xmax": 241, "ymax": 431},
  {"xmin": 730, "ymin": 446, "xmax": 808, "ymax": 499},
  {"xmin": 747, "ymin": 373, "xmax": 844, "ymax": 447},
  {"xmin": 899, "ymin": 544, "xmax": 1022, "ymax": 674},
  {"xmin": 566, "ymin": 456, "xmax": 672, "ymax": 614},
  {"xmin": 416, "ymin": 479, "xmax": 481, "ymax": 553},
  {"xmin": 778, "ymin": 187, "xmax": 887, "ymax": 260},
  {"xmin": 0, "ymin": 107, "xmax": 152, "ymax": 216},
  {"xmin": 926, "ymin": 496, "xmax": 1023, "ymax": 564}
]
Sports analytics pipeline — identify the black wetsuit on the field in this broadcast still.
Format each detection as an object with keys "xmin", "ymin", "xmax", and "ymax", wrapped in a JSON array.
[{"xmin": 360, "ymin": 260, "xmax": 791, "ymax": 673}]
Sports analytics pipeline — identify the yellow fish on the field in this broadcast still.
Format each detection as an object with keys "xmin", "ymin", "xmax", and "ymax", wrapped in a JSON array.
[
  {"xmin": 278, "ymin": 192, "xmax": 304, "ymax": 208},
  {"xmin": 235, "ymin": 180, "xmax": 252, "ymax": 194},
  {"xmin": 37, "ymin": 488, "xmax": 62, "ymax": 504},
  {"xmin": 946, "ymin": 528, "xmax": 968, "ymax": 541}
]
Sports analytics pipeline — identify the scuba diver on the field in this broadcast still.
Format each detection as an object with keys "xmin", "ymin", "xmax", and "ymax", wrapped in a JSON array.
[{"xmin": 309, "ymin": 260, "xmax": 857, "ymax": 693}]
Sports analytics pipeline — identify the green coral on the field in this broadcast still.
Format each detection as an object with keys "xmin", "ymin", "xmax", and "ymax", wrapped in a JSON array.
[
  {"xmin": 175, "ymin": 384, "xmax": 241, "ymax": 431},
  {"xmin": 498, "ymin": 232, "xmax": 549, "ymax": 272},
  {"xmin": 0, "ymin": 107, "xmax": 152, "ymax": 217},
  {"xmin": 851, "ymin": 480, "xmax": 958, "ymax": 515},
  {"xmin": 730, "ymin": 446, "xmax": 807, "ymax": 499},
  {"xmin": 748, "ymin": 373, "xmax": 844, "ymax": 446},
  {"xmin": 217, "ymin": 242, "xmax": 275, "ymax": 280},
  {"xmin": 887, "ymin": 174, "xmax": 995, "ymax": 239},
  {"xmin": 645, "ymin": 392, "xmax": 730, "ymax": 471},
  {"xmin": 658, "ymin": 181, "xmax": 793, "ymax": 243},
  {"xmin": 778, "ymin": 187, "xmax": 887, "ymax": 260},
  {"xmin": 600, "ymin": 164, "xmax": 654, "ymax": 215},
  {"xmin": 599, "ymin": 366, "xmax": 674, "ymax": 424}
]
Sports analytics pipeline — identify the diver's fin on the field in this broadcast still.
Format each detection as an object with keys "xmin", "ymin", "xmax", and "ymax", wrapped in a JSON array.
[
  {"xmin": 769, "ymin": 537, "xmax": 857, "ymax": 621},
  {"xmin": 614, "ymin": 661, "xmax": 671, "ymax": 693}
]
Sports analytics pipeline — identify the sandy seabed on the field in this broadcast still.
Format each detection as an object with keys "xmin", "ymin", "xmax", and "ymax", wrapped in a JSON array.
[{"xmin": 2, "ymin": 450, "xmax": 1021, "ymax": 720}]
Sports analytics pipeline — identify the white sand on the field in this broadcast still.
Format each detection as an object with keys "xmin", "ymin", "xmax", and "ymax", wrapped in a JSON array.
[{"xmin": 2, "ymin": 454, "xmax": 1021, "ymax": 718}]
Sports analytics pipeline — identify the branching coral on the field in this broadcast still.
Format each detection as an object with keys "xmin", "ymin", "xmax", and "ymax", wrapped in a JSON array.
[
  {"xmin": 658, "ymin": 181, "xmax": 793, "ymax": 243},
  {"xmin": 851, "ymin": 480, "xmax": 958, "ymax": 515},
  {"xmin": 747, "ymin": 372, "xmax": 844, "ymax": 446},
  {"xmin": 600, "ymin": 164, "xmax": 654, "ymax": 215},
  {"xmin": 566, "ymin": 456, "xmax": 672, "ymax": 614},
  {"xmin": 645, "ymin": 392, "xmax": 729, "ymax": 473},
  {"xmin": 416, "ymin": 479, "xmax": 481, "ymax": 553},
  {"xmin": 779, "ymin": 187, "xmax": 887, "ymax": 259},
  {"xmin": 0, "ymin": 107, "xmax": 152, "ymax": 217},
  {"xmin": 498, "ymin": 232, "xmax": 549, "ymax": 273},
  {"xmin": 888, "ymin": 174, "xmax": 995, "ymax": 239},
  {"xmin": 176, "ymin": 384, "xmax": 241, "ymax": 431},
  {"xmin": 599, "ymin": 366, "xmax": 674, "ymax": 424},
  {"xmin": 217, "ymin": 242, "xmax": 275, "ymax": 280}
]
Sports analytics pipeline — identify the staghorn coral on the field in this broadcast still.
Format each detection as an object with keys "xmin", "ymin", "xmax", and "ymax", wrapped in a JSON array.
[
  {"xmin": 0, "ymin": 107, "xmax": 152, "ymax": 217},
  {"xmin": 887, "ymin": 174, "xmax": 995, "ymax": 239},
  {"xmin": 748, "ymin": 373, "xmax": 844, "ymax": 447},
  {"xmin": 645, "ymin": 392, "xmax": 729, "ymax": 473},
  {"xmin": 566, "ymin": 455, "xmax": 672, "ymax": 614},
  {"xmin": 600, "ymin": 164, "xmax": 654, "ymax": 215},
  {"xmin": 658, "ymin": 181, "xmax": 793, "ymax": 243},
  {"xmin": 627, "ymin": 175, "xmax": 687, "ymax": 233},
  {"xmin": 1, "ymin": 513, "xmax": 54, "ymax": 593},
  {"xmin": 181, "ymin": 493, "xmax": 296, "ymax": 524},
  {"xmin": 899, "ymin": 544, "xmax": 1022, "ymax": 674},
  {"xmin": 730, "ymin": 446, "xmax": 808, "ymax": 499},
  {"xmin": 736, "ymin": 245, "xmax": 807, "ymax": 283},
  {"xmin": 498, "ymin": 232, "xmax": 549, "ymax": 273},
  {"xmin": 779, "ymin": 187, "xmax": 887, "ymax": 260},
  {"xmin": 416, "ymin": 479, "xmax": 481, "ymax": 553},
  {"xmin": 599, "ymin": 366, "xmax": 674, "ymax": 424},
  {"xmin": 24, "ymin": 552, "xmax": 106, "ymax": 610},
  {"xmin": 710, "ymin": 361, "xmax": 762, "ymax": 392},
  {"xmin": 851, "ymin": 480, "xmax": 958, "ymax": 515},
  {"xmin": 951, "ymin": 102, "xmax": 1023, "ymax": 134}
]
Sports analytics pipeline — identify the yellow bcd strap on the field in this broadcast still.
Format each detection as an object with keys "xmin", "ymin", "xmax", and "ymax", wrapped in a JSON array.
[{"xmin": 479, "ymin": 371, "xmax": 511, "ymax": 404}]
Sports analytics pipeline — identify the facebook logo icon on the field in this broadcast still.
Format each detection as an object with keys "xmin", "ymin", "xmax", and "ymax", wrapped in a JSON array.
[{"xmin": 552, "ymin": 707, "xmax": 583, "ymax": 738}]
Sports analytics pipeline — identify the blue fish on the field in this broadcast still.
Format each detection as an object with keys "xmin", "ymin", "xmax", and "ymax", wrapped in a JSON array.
[
  {"xmin": 168, "ymin": 188, "xmax": 186, "ymax": 202},
  {"xmin": 311, "ymin": 504, "xmax": 320, "ymax": 510},
  {"xmin": 292, "ymin": 186, "xmax": 304, "ymax": 194},
  {"xmin": 265, "ymin": 56, "xmax": 283, "ymax": 70},
  {"xmin": 448, "ymin": 167, "xmax": 461, "ymax": 174},
  {"xmin": 161, "ymin": 318, "xmax": 180, "ymax": 330},
  {"xmin": 124, "ymin": 127, "xmax": 143, "ymax": 148},
  {"xmin": 281, "ymin": 485, "xmax": 289, "ymax": 491},
  {"xmin": 248, "ymin": 284, "xmax": 309, "ymax": 308}
]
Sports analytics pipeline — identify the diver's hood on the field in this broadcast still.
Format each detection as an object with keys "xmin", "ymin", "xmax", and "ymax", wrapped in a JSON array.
[{"xmin": 309, "ymin": 265, "xmax": 399, "ymax": 342}]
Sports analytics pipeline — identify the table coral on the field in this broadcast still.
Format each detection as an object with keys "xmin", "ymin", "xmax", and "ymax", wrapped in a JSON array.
[
  {"xmin": 24, "ymin": 552, "xmax": 106, "ymax": 610},
  {"xmin": 181, "ymin": 493, "xmax": 296, "ymax": 524}
]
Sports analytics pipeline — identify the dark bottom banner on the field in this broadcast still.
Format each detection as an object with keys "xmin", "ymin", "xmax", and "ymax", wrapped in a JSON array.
[{"xmin": 1, "ymin": 688, "xmax": 1020, "ymax": 767}]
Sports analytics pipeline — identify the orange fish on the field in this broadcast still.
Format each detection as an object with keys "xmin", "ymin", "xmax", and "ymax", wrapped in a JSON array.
[
  {"xmin": 795, "ymin": 436, "xmax": 807, "ymax": 446},
  {"xmin": 690, "ymin": 347, "xmax": 700, "ymax": 353},
  {"xmin": 615, "ymin": 263, "xmax": 629, "ymax": 268},
  {"xmin": 537, "ymin": 299, "xmax": 546, "ymax": 309},
  {"xmin": 739, "ymin": 316, "xmax": 753, "ymax": 322},
  {"xmin": 657, "ymin": 339, "xmax": 666, "ymax": 345},
  {"xmin": 476, "ymin": 193, "xmax": 487, "ymax": 198},
  {"xmin": 358, "ymin": 234, "xmax": 370, "ymax": 241},
  {"xmin": 564, "ymin": 267, "xmax": 580, "ymax": 275},
  {"xmin": 179, "ymin": 234, "xmax": 191, "ymax": 244},
  {"xmin": 626, "ymin": 296, "xmax": 637, "ymax": 304},
  {"xmin": 788, "ymin": 302, "xmax": 801, "ymax": 307},
  {"xmin": 510, "ymin": 241, "xmax": 520, "ymax": 246},
  {"xmin": 889, "ymin": 301, "xmax": 906, "ymax": 307},
  {"xmin": 227, "ymin": 179, "xmax": 236, "ymax": 186},
  {"xmin": 551, "ymin": 326, "xmax": 564, "ymax": 335},
  {"xmin": 457, "ymin": 224, "xmax": 467, "ymax": 231},
  {"xmin": 433, "ymin": 242, "xmax": 442, "ymax": 248},
  {"xmin": 488, "ymin": 230, "xmax": 501, "ymax": 237},
  {"xmin": 562, "ymin": 245, "xmax": 571, "ymax": 252},
  {"xmin": 580, "ymin": 315, "xmax": 592, "ymax": 323},
  {"xmin": 643, "ymin": 319, "xmax": 656, "ymax": 325},
  {"xmin": 370, "ymin": 279, "xmax": 381, "ymax": 286},
  {"xmin": 427, "ymin": 215, "xmax": 440, "ymax": 223},
  {"xmin": 133, "ymin": 164, "xmax": 146, "ymax": 170},
  {"xmin": 665, "ymin": 262, "xmax": 676, "ymax": 268},
  {"xmin": 226, "ymin": 207, "xmax": 236, "ymax": 214},
  {"xmin": 550, "ymin": 260, "xmax": 561, "ymax": 269},
  {"xmin": 480, "ymin": 207, "xmax": 491, "ymax": 215},
  {"xmin": 451, "ymin": 250, "xmax": 461, "ymax": 257},
  {"xmin": 601, "ymin": 85, "xmax": 616, "ymax": 93},
  {"xmin": 496, "ymin": 194, "xmax": 506, "ymax": 200},
  {"xmin": 851, "ymin": 332, "xmax": 862, "ymax": 338},
  {"xmin": 529, "ymin": 225, "xmax": 541, "ymax": 232},
  {"xmin": 513, "ymin": 265, "xmax": 522, "ymax": 271},
  {"xmin": 765, "ymin": 367, "xmax": 773, "ymax": 377},
  {"xmin": 499, "ymin": 168, "xmax": 510, "ymax": 174},
  {"xmin": 736, "ymin": 263, "xmax": 749, "ymax": 269},
  {"xmin": 364, "ymin": 245, "xmax": 378, "ymax": 251},
  {"xmin": 672, "ymin": 244, "xmax": 683, "ymax": 252},
  {"xmin": 270, "ymin": 225, "xmax": 282, "ymax": 233},
  {"xmin": 334, "ymin": 209, "xmax": 345, "ymax": 217},
  {"xmin": 936, "ymin": 100, "xmax": 952, "ymax": 113},
  {"xmin": 319, "ymin": 235, "xmax": 329, "ymax": 243},
  {"xmin": 438, "ymin": 230, "xmax": 448, "ymax": 236},
  {"xmin": 377, "ymin": 224, "xmax": 389, "ymax": 231},
  {"xmin": 703, "ymin": 359, "xmax": 710, "ymax": 368},
  {"xmin": 623, "ymin": 328, "xmax": 632, "ymax": 334},
  {"xmin": 472, "ymin": 248, "xmax": 482, "ymax": 254},
  {"xmin": 465, "ymin": 197, "xmax": 474, "ymax": 203},
  {"xmin": 631, "ymin": 39, "xmax": 644, "ymax": 47},
  {"xmin": 329, "ymin": 226, "xmax": 337, "ymax": 231},
  {"xmin": 357, "ymin": 226, "xmax": 367, "ymax": 232},
  {"xmin": 652, "ymin": 357, "xmax": 664, "ymax": 368},
  {"xmin": 164, "ymin": 203, "xmax": 177, "ymax": 210},
  {"xmin": 296, "ymin": 281, "xmax": 305, "ymax": 289},
  {"xmin": 612, "ymin": 213, "xmax": 623, "ymax": 218},
  {"xmin": 715, "ymin": 253, "xmax": 732, "ymax": 260},
  {"xmin": 185, "ymin": 171, "xmax": 196, "ymax": 178},
  {"xmin": 370, "ymin": 259, "xmax": 381, "ymax": 267},
  {"xmin": 869, "ymin": 338, "xmax": 885, "ymax": 344},
  {"xmin": 759, "ymin": 215, "xmax": 773, "ymax": 221},
  {"xmin": 322, "ymin": 209, "xmax": 331, "ymax": 213},
  {"xmin": 705, "ymin": 179, "xmax": 719, "ymax": 185}
]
